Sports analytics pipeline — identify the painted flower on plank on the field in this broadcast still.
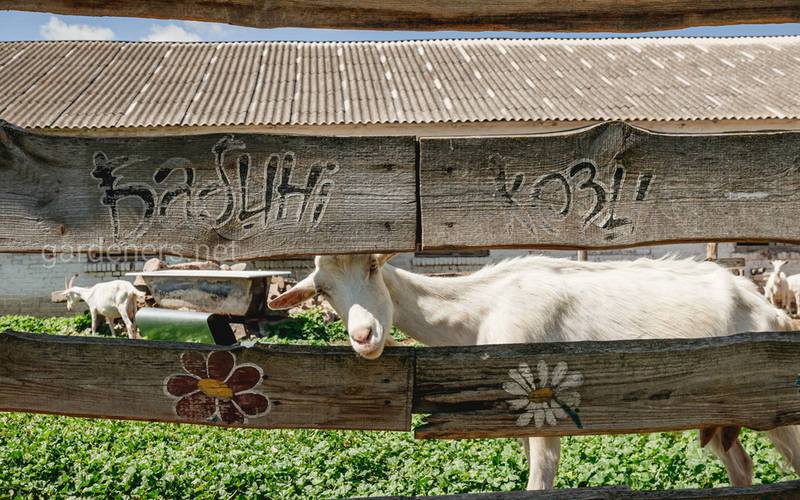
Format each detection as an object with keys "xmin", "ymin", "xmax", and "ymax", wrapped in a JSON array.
[
  {"xmin": 503, "ymin": 360, "xmax": 583, "ymax": 429},
  {"xmin": 164, "ymin": 351, "xmax": 270, "ymax": 425}
]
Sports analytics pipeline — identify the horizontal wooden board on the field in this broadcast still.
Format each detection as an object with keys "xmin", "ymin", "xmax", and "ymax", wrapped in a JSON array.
[
  {"xmin": 360, "ymin": 480, "xmax": 800, "ymax": 499},
  {"xmin": 0, "ymin": 332, "xmax": 413, "ymax": 431},
  {"xmin": 420, "ymin": 122, "xmax": 800, "ymax": 251},
  {"xmin": 413, "ymin": 332, "xmax": 800, "ymax": 439},
  {"xmin": 1, "ymin": 1, "xmax": 799, "ymax": 32},
  {"xmin": 0, "ymin": 120, "xmax": 416, "ymax": 259}
]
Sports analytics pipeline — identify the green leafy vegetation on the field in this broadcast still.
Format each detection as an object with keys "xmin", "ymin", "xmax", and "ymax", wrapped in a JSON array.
[
  {"xmin": 259, "ymin": 308, "xmax": 410, "ymax": 346},
  {"xmin": 0, "ymin": 312, "xmax": 92, "ymax": 336},
  {"xmin": 0, "ymin": 414, "xmax": 794, "ymax": 499},
  {"xmin": 0, "ymin": 311, "xmax": 796, "ymax": 498}
]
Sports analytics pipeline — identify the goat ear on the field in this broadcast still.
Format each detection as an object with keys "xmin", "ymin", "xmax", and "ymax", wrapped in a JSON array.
[
  {"xmin": 267, "ymin": 276, "xmax": 317, "ymax": 310},
  {"xmin": 719, "ymin": 426, "xmax": 741, "ymax": 452},
  {"xmin": 374, "ymin": 253, "xmax": 398, "ymax": 267},
  {"xmin": 699, "ymin": 427, "xmax": 718, "ymax": 448}
]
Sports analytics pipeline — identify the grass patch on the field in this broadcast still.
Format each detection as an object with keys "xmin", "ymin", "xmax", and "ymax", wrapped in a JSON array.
[
  {"xmin": 0, "ymin": 311, "xmax": 796, "ymax": 498},
  {"xmin": 258, "ymin": 308, "xmax": 410, "ymax": 346},
  {"xmin": 0, "ymin": 313, "xmax": 92, "ymax": 336},
  {"xmin": 0, "ymin": 414, "xmax": 794, "ymax": 499}
]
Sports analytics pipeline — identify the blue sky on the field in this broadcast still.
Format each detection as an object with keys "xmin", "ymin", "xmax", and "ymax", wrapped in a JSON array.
[{"xmin": 2, "ymin": 10, "xmax": 800, "ymax": 42}]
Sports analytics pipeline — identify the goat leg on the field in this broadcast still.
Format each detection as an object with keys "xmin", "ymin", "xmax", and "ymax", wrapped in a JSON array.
[
  {"xmin": 90, "ymin": 310, "xmax": 98, "ymax": 336},
  {"xmin": 699, "ymin": 426, "xmax": 741, "ymax": 452}
]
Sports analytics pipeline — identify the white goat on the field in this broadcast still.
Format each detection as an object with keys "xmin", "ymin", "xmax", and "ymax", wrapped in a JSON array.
[
  {"xmin": 764, "ymin": 260, "xmax": 792, "ymax": 313},
  {"xmin": 63, "ymin": 275, "xmax": 143, "ymax": 339},
  {"xmin": 269, "ymin": 254, "xmax": 800, "ymax": 490}
]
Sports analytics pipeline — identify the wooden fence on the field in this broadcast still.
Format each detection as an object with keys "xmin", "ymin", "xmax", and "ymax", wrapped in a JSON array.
[
  {"xmin": 360, "ymin": 480, "xmax": 800, "ymax": 499},
  {"xmin": 3, "ymin": 330, "xmax": 800, "ymax": 441},
  {"xmin": 1, "ymin": 0, "xmax": 799, "ymax": 32},
  {"xmin": 3, "ymin": 116, "xmax": 800, "ymax": 496},
  {"xmin": 3, "ymin": 1, "xmax": 800, "ymax": 497},
  {"xmin": 3, "ymin": 120, "xmax": 800, "ymax": 259}
]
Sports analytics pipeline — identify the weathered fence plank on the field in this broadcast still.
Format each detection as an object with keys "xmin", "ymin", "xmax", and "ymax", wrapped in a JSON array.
[
  {"xmin": 0, "ymin": 120, "xmax": 416, "ymax": 259},
  {"xmin": 7, "ymin": 120, "xmax": 800, "ymax": 257},
  {"xmin": 420, "ymin": 122, "xmax": 800, "ymax": 251},
  {"xmin": 2, "ymin": 1, "xmax": 799, "ymax": 33},
  {"xmin": 5, "ymin": 330, "xmax": 800, "ymax": 441},
  {"xmin": 414, "ymin": 332, "xmax": 800, "ymax": 439},
  {"xmin": 360, "ymin": 479, "xmax": 800, "ymax": 499},
  {"xmin": 0, "ymin": 332, "xmax": 413, "ymax": 431}
]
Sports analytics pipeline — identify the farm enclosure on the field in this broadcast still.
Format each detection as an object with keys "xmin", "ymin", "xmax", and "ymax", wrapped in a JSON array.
[{"xmin": 3, "ymin": 2, "xmax": 800, "ymax": 498}]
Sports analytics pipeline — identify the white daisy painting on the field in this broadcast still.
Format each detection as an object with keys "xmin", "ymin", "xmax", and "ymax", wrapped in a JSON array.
[{"xmin": 502, "ymin": 360, "xmax": 584, "ymax": 429}]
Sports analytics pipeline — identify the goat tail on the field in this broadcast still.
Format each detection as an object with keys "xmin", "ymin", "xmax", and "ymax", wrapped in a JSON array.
[{"xmin": 773, "ymin": 309, "xmax": 796, "ymax": 332}]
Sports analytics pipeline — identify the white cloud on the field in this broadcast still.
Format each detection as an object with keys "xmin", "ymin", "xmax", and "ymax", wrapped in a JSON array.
[
  {"xmin": 40, "ymin": 16, "xmax": 114, "ymax": 41},
  {"xmin": 184, "ymin": 21, "xmax": 227, "ymax": 37},
  {"xmin": 141, "ymin": 24, "xmax": 202, "ymax": 42}
]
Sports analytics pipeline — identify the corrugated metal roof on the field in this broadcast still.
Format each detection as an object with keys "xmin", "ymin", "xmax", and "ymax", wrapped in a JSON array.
[{"xmin": 2, "ymin": 37, "xmax": 800, "ymax": 130}]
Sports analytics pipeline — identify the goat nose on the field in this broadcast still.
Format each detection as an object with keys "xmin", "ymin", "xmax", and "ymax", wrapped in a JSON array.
[{"xmin": 351, "ymin": 327, "xmax": 373, "ymax": 344}]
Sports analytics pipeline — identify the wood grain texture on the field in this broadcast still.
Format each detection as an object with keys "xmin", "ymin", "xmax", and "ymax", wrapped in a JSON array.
[
  {"xmin": 0, "ymin": 332, "xmax": 413, "ymax": 431},
  {"xmin": 1, "ymin": 1, "xmax": 799, "ymax": 32},
  {"xmin": 359, "ymin": 480, "xmax": 800, "ymax": 499},
  {"xmin": 0, "ymin": 120, "xmax": 416, "ymax": 259},
  {"xmin": 420, "ymin": 122, "xmax": 800, "ymax": 251},
  {"xmin": 414, "ymin": 332, "xmax": 800, "ymax": 439}
]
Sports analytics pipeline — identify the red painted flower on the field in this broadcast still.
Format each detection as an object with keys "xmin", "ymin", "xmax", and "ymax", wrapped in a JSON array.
[{"xmin": 164, "ymin": 351, "xmax": 270, "ymax": 424}]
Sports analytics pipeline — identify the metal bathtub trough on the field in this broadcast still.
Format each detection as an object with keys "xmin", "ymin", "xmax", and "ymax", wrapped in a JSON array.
[
  {"xmin": 128, "ymin": 270, "xmax": 291, "ymax": 342},
  {"xmin": 135, "ymin": 307, "xmax": 237, "ymax": 345},
  {"xmin": 128, "ymin": 270, "xmax": 290, "ymax": 316}
]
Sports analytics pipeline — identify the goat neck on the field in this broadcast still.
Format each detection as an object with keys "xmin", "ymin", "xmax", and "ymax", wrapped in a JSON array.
[
  {"xmin": 70, "ymin": 286, "xmax": 93, "ymax": 300},
  {"xmin": 380, "ymin": 265, "xmax": 483, "ymax": 347}
]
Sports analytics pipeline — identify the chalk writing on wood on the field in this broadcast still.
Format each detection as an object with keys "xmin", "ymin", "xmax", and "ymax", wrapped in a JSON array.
[
  {"xmin": 492, "ymin": 154, "xmax": 654, "ymax": 238},
  {"xmin": 92, "ymin": 136, "xmax": 339, "ymax": 242}
]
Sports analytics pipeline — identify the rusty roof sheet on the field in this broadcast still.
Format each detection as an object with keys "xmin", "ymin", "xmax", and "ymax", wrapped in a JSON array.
[{"xmin": 2, "ymin": 37, "xmax": 800, "ymax": 130}]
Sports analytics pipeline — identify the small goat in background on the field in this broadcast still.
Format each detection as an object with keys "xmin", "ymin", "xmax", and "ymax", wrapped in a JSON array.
[
  {"xmin": 764, "ymin": 260, "xmax": 792, "ymax": 313},
  {"xmin": 63, "ymin": 275, "xmax": 143, "ymax": 339}
]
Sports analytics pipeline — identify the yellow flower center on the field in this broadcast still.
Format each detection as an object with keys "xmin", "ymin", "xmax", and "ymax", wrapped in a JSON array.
[
  {"xmin": 528, "ymin": 387, "xmax": 554, "ymax": 403},
  {"xmin": 198, "ymin": 378, "xmax": 233, "ymax": 400}
]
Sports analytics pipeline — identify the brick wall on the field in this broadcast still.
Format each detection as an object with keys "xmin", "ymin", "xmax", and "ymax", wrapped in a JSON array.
[{"xmin": 0, "ymin": 253, "xmax": 146, "ymax": 316}]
